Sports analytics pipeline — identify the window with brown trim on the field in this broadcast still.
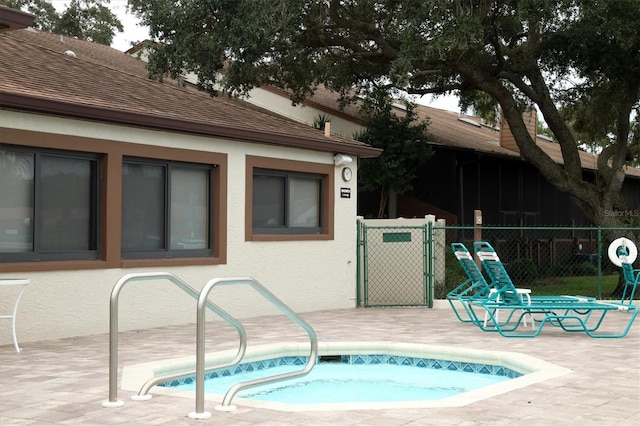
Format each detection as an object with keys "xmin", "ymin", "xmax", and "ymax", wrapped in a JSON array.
[
  {"xmin": 246, "ymin": 156, "xmax": 334, "ymax": 241},
  {"xmin": 121, "ymin": 157, "xmax": 213, "ymax": 259},
  {"xmin": 0, "ymin": 128, "xmax": 228, "ymax": 271},
  {"xmin": 252, "ymin": 168, "xmax": 322, "ymax": 234},
  {"xmin": 0, "ymin": 144, "xmax": 100, "ymax": 262}
]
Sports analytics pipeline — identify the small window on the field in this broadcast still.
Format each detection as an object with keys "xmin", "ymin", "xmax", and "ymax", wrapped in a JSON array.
[
  {"xmin": 252, "ymin": 169, "xmax": 322, "ymax": 234},
  {"xmin": 246, "ymin": 156, "xmax": 334, "ymax": 241},
  {"xmin": 0, "ymin": 145, "xmax": 100, "ymax": 262},
  {"xmin": 121, "ymin": 158, "xmax": 212, "ymax": 258}
]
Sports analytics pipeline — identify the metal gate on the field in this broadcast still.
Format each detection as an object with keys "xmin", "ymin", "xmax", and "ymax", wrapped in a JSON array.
[{"xmin": 357, "ymin": 217, "xmax": 445, "ymax": 307}]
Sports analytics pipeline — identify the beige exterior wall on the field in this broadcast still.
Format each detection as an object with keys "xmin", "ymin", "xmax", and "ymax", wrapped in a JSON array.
[
  {"xmin": 185, "ymin": 69, "xmax": 364, "ymax": 138},
  {"xmin": 0, "ymin": 111, "xmax": 359, "ymax": 346},
  {"xmin": 243, "ymin": 87, "xmax": 365, "ymax": 139}
]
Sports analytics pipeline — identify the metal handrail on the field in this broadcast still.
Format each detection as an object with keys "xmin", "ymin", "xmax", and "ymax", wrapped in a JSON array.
[
  {"xmin": 101, "ymin": 272, "xmax": 248, "ymax": 408},
  {"xmin": 133, "ymin": 296, "xmax": 247, "ymax": 400},
  {"xmin": 192, "ymin": 277, "xmax": 318, "ymax": 417}
]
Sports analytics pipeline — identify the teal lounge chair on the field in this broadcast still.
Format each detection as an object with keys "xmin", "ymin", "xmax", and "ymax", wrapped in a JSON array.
[
  {"xmin": 618, "ymin": 246, "xmax": 640, "ymax": 304},
  {"xmin": 446, "ymin": 243, "xmax": 492, "ymax": 323},
  {"xmin": 447, "ymin": 243, "xmax": 531, "ymax": 327},
  {"xmin": 469, "ymin": 241, "xmax": 638, "ymax": 338}
]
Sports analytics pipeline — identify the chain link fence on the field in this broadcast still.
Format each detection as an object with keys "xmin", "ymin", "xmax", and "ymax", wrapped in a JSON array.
[
  {"xmin": 436, "ymin": 226, "xmax": 640, "ymax": 301},
  {"xmin": 358, "ymin": 220, "xmax": 639, "ymax": 306},
  {"xmin": 358, "ymin": 220, "xmax": 432, "ymax": 307}
]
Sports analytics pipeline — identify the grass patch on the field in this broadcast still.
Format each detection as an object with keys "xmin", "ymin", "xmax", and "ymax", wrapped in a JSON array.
[{"xmin": 529, "ymin": 274, "xmax": 620, "ymax": 298}]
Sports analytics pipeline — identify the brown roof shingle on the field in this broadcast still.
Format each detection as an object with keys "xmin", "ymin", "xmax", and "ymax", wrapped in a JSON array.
[
  {"xmin": 298, "ymin": 84, "xmax": 640, "ymax": 178},
  {"xmin": 0, "ymin": 29, "xmax": 381, "ymax": 158}
]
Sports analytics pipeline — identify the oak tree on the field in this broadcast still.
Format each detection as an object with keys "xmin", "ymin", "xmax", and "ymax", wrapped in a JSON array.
[
  {"xmin": 128, "ymin": 0, "xmax": 639, "ymax": 231},
  {"xmin": 2, "ymin": 0, "xmax": 123, "ymax": 46}
]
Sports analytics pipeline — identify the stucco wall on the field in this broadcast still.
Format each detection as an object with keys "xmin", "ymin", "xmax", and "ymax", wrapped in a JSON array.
[
  {"xmin": 0, "ymin": 111, "xmax": 359, "ymax": 346},
  {"xmin": 242, "ymin": 87, "xmax": 366, "ymax": 139}
]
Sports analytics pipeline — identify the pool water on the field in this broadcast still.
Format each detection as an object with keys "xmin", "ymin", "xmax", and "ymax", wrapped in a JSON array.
[{"xmin": 171, "ymin": 361, "xmax": 512, "ymax": 404}]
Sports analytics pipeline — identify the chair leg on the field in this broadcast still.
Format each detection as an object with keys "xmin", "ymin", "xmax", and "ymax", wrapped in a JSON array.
[
  {"xmin": 12, "ymin": 315, "xmax": 21, "ymax": 353},
  {"xmin": 621, "ymin": 285, "xmax": 635, "ymax": 304},
  {"xmin": 629, "ymin": 285, "xmax": 638, "ymax": 304},
  {"xmin": 483, "ymin": 309, "xmax": 495, "ymax": 327}
]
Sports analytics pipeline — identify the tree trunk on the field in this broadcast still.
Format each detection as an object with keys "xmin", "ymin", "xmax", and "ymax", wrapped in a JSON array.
[
  {"xmin": 465, "ymin": 71, "xmax": 635, "ymax": 232},
  {"xmin": 377, "ymin": 186, "xmax": 389, "ymax": 218}
]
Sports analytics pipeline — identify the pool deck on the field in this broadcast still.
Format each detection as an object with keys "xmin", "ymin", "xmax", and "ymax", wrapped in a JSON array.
[{"xmin": 1, "ymin": 306, "xmax": 638, "ymax": 425}]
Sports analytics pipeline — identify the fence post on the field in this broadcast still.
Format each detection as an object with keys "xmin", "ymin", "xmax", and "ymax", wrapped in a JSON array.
[
  {"xmin": 597, "ymin": 227, "xmax": 602, "ymax": 299},
  {"xmin": 362, "ymin": 220, "xmax": 369, "ymax": 307},
  {"xmin": 474, "ymin": 209, "xmax": 483, "ymax": 269},
  {"xmin": 425, "ymin": 215, "xmax": 435, "ymax": 308},
  {"xmin": 435, "ymin": 218, "xmax": 446, "ymax": 290},
  {"xmin": 356, "ymin": 217, "xmax": 363, "ymax": 307},
  {"xmin": 425, "ymin": 215, "xmax": 446, "ymax": 307}
]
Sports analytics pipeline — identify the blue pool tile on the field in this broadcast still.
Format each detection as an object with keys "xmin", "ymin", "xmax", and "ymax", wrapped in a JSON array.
[
  {"xmin": 160, "ymin": 353, "xmax": 522, "ymax": 389},
  {"xmin": 369, "ymin": 354, "xmax": 384, "ymax": 364},
  {"xmin": 416, "ymin": 358, "xmax": 429, "ymax": 368}
]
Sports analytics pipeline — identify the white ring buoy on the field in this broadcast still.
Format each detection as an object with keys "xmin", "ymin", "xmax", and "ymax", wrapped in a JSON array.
[{"xmin": 607, "ymin": 237, "xmax": 638, "ymax": 267}]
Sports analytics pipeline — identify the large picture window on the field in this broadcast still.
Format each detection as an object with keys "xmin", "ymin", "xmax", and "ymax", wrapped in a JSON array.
[
  {"xmin": 246, "ymin": 156, "xmax": 334, "ymax": 241},
  {"xmin": 0, "ymin": 129, "xmax": 227, "ymax": 271},
  {"xmin": 121, "ymin": 158, "xmax": 212, "ymax": 258},
  {"xmin": 0, "ymin": 145, "xmax": 99, "ymax": 262}
]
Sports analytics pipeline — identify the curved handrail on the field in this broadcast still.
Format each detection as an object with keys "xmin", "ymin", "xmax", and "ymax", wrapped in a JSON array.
[
  {"xmin": 102, "ymin": 272, "xmax": 247, "ymax": 407},
  {"xmin": 134, "ymin": 300, "xmax": 246, "ymax": 399},
  {"xmin": 193, "ymin": 277, "xmax": 317, "ymax": 416}
]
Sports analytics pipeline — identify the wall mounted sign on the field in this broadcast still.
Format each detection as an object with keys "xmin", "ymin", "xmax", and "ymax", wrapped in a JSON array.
[{"xmin": 382, "ymin": 232, "xmax": 412, "ymax": 243}]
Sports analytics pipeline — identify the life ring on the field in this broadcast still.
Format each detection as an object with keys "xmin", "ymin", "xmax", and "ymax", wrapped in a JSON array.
[{"xmin": 607, "ymin": 237, "xmax": 638, "ymax": 267}]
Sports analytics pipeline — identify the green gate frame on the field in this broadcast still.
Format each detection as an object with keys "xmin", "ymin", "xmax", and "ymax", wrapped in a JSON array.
[{"xmin": 356, "ymin": 219, "xmax": 434, "ymax": 308}]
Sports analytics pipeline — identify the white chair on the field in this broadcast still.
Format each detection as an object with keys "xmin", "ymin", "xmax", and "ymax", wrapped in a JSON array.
[
  {"xmin": 0, "ymin": 278, "xmax": 30, "ymax": 352},
  {"xmin": 483, "ymin": 287, "xmax": 532, "ymax": 328}
]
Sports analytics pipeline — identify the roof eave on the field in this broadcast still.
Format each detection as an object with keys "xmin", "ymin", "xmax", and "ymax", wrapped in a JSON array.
[
  {"xmin": 0, "ymin": 92, "xmax": 382, "ymax": 158},
  {"xmin": 0, "ymin": 5, "xmax": 36, "ymax": 31}
]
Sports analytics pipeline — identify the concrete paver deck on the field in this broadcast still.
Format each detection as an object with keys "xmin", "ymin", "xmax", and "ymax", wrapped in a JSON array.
[{"xmin": 1, "ymin": 307, "xmax": 638, "ymax": 425}]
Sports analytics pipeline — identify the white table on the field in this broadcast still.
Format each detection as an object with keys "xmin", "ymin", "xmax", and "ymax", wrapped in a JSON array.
[
  {"xmin": 483, "ymin": 287, "xmax": 532, "ymax": 328},
  {"xmin": 0, "ymin": 278, "xmax": 30, "ymax": 352}
]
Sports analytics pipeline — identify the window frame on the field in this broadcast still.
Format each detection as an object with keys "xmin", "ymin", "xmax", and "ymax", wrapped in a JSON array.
[
  {"xmin": 252, "ymin": 168, "xmax": 323, "ymax": 235},
  {"xmin": 245, "ymin": 156, "xmax": 334, "ymax": 241},
  {"xmin": 0, "ymin": 144, "xmax": 101, "ymax": 263},
  {"xmin": 0, "ymin": 128, "xmax": 227, "ymax": 272},
  {"xmin": 121, "ymin": 156, "xmax": 214, "ymax": 259}
]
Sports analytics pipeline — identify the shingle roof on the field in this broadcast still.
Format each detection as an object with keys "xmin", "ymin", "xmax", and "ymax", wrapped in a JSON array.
[
  {"xmin": 416, "ymin": 106, "xmax": 639, "ymax": 177},
  {"xmin": 0, "ymin": 29, "xmax": 381, "ymax": 158},
  {"xmin": 300, "ymin": 84, "xmax": 640, "ymax": 178}
]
